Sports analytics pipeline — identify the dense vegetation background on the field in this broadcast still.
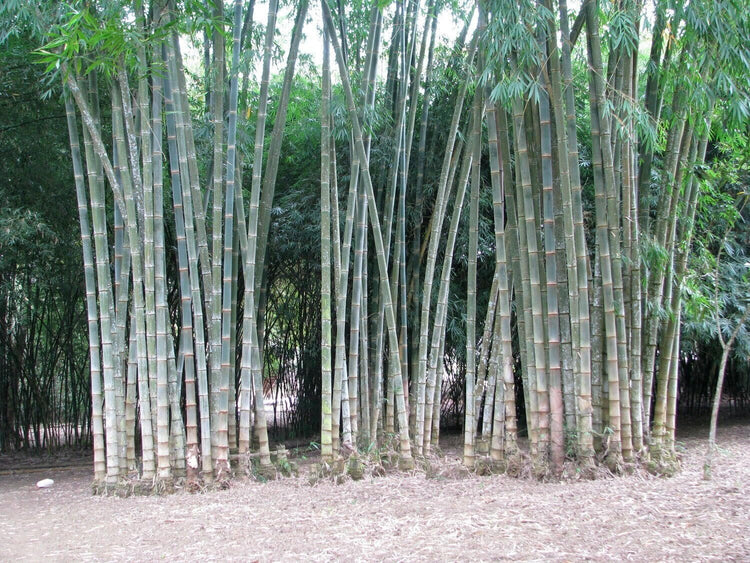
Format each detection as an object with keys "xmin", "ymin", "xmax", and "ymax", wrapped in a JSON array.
[{"xmin": 0, "ymin": 0, "xmax": 748, "ymax": 486}]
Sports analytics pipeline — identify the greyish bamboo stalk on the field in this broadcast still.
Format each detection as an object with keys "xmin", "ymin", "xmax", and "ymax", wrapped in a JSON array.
[
  {"xmin": 397, "ymin": 0, "xmax": 410, "ymax": 441},
  {"xmin": 112, "ymin": 81, "xmax": 156, "ymax": 480},
  {"xmin": 486, "ymin": 92, "xmax": 518, "ymax": 461},
  {"xmin": 465, "ymin": 58, "xmax": 483, "ymax": 468},
  {"xmin": 109, "ymin": 87, "xmax": 134, "ymax": 480},
  {"xmin": 538, "ymin": 71, "xmax": 565, "ymax": 473},
  {"xmin": 75, "ymin": 77, "xmax": 120, "ymax": 483},
  {"xmin": 147, "ymin": 46, "xmax": 172, "ymax": 480},
  {"xmin": 585, "ymin": 5, "xmax": 633, "ymax": 461},
  {"xmin": 558, "ymin": 0, "xmax": 594, "ymax": 461},
  {"xmin": 163, "ymin": 58, "xmax": 213, "ymax": 478},
  {"xmin": 214, "ymin": 0, "xmax": 244, "ymax": 476},
  {"xmin": 348, "ymin": 174, "xmax": 368, "ymax": 445},
  {"xmin": 511, "ymin": 54, "xmax": 550, "ymax": 468},
  {"xmin": 208, "ymin": 0, "xmax": 226, "ymax": 466},
  {"xmin": 585, "ymin": 26, "xmax": 622, "ymax": 461},
  {"xmin": 320, "ymin": 27, "xmax": 334, "ymax": 462},
  {"xmin": 239, "ymin": 0, "xmax": 279, "ymax": 468},
  {"xmin": 65, "ymin": 97, "xmax": 105, "ymax": 481}
]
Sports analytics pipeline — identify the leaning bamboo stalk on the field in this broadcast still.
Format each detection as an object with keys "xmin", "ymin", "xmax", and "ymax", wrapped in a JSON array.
[
  {"xmin": 239, "ymin": 0, "xmax": 279, "ymax": 468},
  {"xmin": 64, "ymin": 97, "xmax": 105, "ymax": 482},
  {"xmin": 254, "ymin": 0, "xmax": 310, "ymax": 304},
  {"xmin": 414, "ymin": 36, "xmax": 477, "ymax": 454},
  {"xmin": 322, "ymin": 0, "xmax": 413, "ymax": 465},
  {"xmin": 373, "ymin": 2, "xmax": 409, "ymax": 437},
  {"xmin": 641, "ymin": 92, "xmax": 689, "ymax": 429},
  {"xmin": 171, "ymin": 36, "xmax": 213, "ymax": 303},
  {"xmin": 404, "ymin": 0, "xmax": 435, "ymax": 170},
  {"xmin": 664, "ymin": 131, "xmax": 710, "ymax": 448},
  {"xmin": 407, "ymin": 5, "xmax": 438, "ymax": 432},
  {"xmin": 425, "ymin": 141, "xmax": 472, "ymax": 452},
  {"xmin": 479, "ymin": 279, "xmax": 500, "ymax": 449},
  {"xmin": 477, "ymin": 269, "xmax": 501, "ymax": 441},
  {"xmin": 652, "ymin": 125, "xmax": 698, "ymax": 449}
]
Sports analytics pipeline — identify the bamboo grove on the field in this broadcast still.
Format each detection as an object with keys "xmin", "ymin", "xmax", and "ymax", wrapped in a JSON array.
[{"xmin": 14, "ymin": 0, "xmax": 749, "ymax": 486}]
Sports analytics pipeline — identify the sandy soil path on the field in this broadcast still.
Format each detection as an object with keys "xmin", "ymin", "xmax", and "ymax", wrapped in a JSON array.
[{"xmin": 1, "ymin": 422, "xmax": 748, "ymax": 562}]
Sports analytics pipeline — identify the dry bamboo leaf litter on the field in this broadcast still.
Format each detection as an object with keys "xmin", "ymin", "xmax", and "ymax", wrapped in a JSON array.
[{"xmin": 0, "ymin": 421, "xmax": 748, "ymax": 562}]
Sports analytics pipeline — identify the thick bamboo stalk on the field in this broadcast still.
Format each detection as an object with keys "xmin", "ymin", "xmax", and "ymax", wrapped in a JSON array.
[
  {"xmin": 538, "ymin": 73, "xmax": 565, "ymax": 472},
  {"xmin": 163, "ymin": 60, "xmax": 213, "ymax": 478},
  {"xmin": 558, "ymin": 0, "xmax": 594, "ymax": 461},
  {"xmin": 485, "ymin": 92, "xmax": 518, "ymax": 461},
  {"xmin": 511, "ymin": 57, "xmax": 550, "ymax": 468},
  {"xmin": 320, "ymin": 27, "xmax": 334, "ymax": 463},
  {"xmin": 465, "ymin": 58, "xmax": 483, "ymax": 468},
  {"xmin": 208, "ymin": 0, "xmax": 227, "ymax": 468},
  {"xmin": 112, "ymin": 81, "xmax": 156, "ymax": 480},
  {"xmin": 585, "ymin": 26, "xmax": 622, "ymax": 461},
  {"xmin": 214, "ymin": 0, "xmax": 244, "ymax": 476},
  {"xmin": 239, "ymin": 0, "xmax": 279, "ymax": 468},
  {"xmin": 64, "ymin": 97, "xmax": 105, "ymax": 481}
]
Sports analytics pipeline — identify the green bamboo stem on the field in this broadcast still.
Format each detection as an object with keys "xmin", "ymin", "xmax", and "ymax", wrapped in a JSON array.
[
  {"xmin": 425, "ymin": 141, "xmax": 472, "ymax": 452},
  {"xmin": 212, "ymin": 0, "xmax": 244, "ymax": 476},
  {"xmin": 414, "ymin": 35, "xmax": 477, "ymax": 454},
  {"xmin": 208, "ymin": 0, "xmax": 226, "ymax": 466}
]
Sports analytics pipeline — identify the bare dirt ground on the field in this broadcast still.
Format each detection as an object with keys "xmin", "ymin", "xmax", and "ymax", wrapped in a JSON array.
[{"xmin": 1, "ymin": 420, "xmax": 749, "ymax": 562}]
